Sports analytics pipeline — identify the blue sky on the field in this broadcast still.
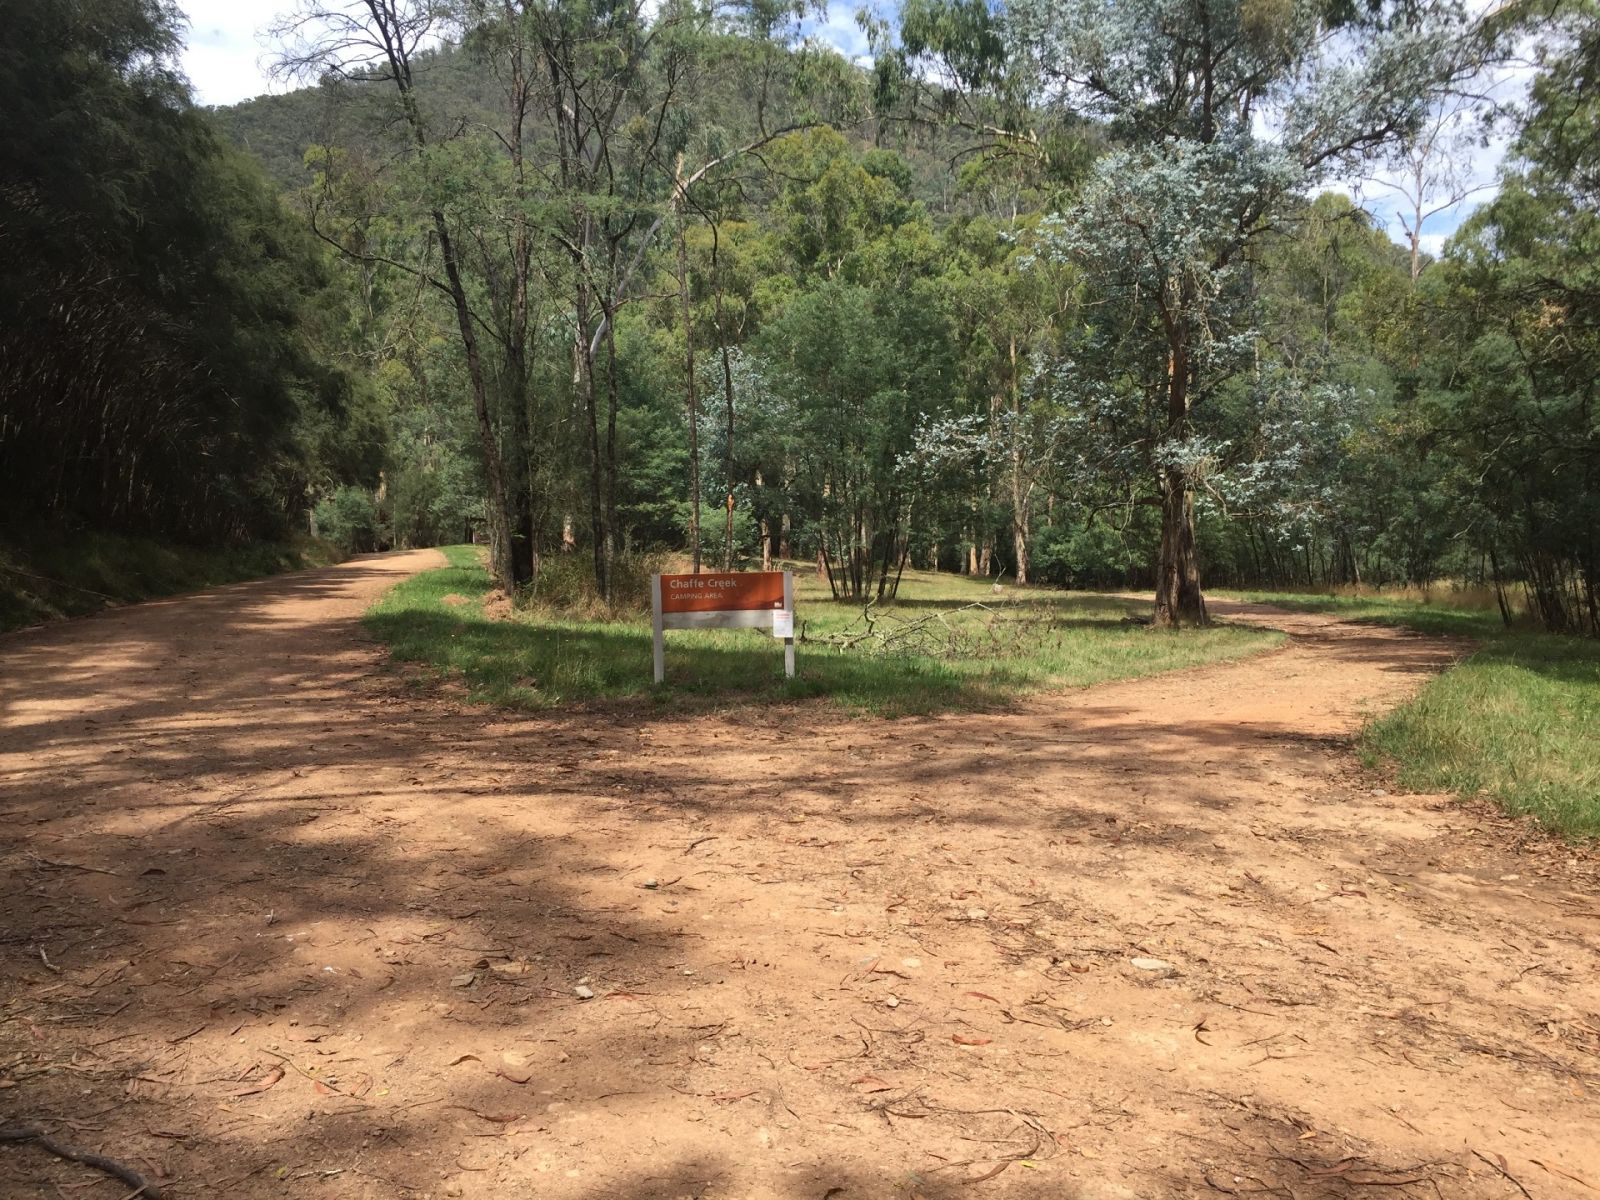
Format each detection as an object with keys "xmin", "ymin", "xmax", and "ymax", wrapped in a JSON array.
[{"xmin": 175, "ymin": 0, "xmax": 1513, "ymax": 256}]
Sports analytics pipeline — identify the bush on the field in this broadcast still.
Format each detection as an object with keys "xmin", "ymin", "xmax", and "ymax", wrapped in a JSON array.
[
  {"xmin": 314, "ymin": 487, "xmax": 382, "ymax": 555},
  {"xmin": 524, "ymin": 550, "xmax": 668, "ymax": 617},
  {"xmin": 1032, "ymin": 517, "xmax": 1150, "ymax": 589}
]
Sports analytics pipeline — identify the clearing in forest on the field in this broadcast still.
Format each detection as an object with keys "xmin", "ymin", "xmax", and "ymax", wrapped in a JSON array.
[
  {"xmin": 366, "ymin": 546, "xmax": 1283, "ymax": 713},
  {"xmin": 1, "ymin": 552, "xmax": 1597, "ymax": 1200}
]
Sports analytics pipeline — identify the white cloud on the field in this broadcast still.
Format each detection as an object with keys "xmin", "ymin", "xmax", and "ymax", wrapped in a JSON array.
[
  {"xmin": 800, "ymin": 3, "xmax": 872, "ymax": 62},
  {"xmin": 1417, "ymin": 232, "xmax": 1449, "ymax": 257},
  {"xmin": 176, "ymin": 0, "xmax": 290, "ymax": 106}
]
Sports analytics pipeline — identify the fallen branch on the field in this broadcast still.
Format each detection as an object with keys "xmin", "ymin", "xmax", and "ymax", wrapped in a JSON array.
[
  {"xmin": 802, "ymin": 597, "xmax": 1067, "ymax": 658},
  {"xmin": 0, "ymin": 1123, "xmax": 164, "ymax": 1198},
  {"xmin": 963, "ymin": 1160, "xmax": 1013, "ymax": 1185},
  {"xmin": 26, "ymin": 853, "xmax": 122, "ymax": 877},
  {"xmin": 1474, "ymin": 1150, "xmax": 1533, "ymax": 1200}
]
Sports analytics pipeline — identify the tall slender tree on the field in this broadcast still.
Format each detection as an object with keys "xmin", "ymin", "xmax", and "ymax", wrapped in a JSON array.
[{"xmin": 275, "ymin": 0, "xmax": 533, "ymax": 587}]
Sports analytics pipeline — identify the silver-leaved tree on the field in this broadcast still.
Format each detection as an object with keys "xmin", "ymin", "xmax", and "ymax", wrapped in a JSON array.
[{"xmin": 894, "ymin": 0, "xmax": 1489, "ymax": 625}]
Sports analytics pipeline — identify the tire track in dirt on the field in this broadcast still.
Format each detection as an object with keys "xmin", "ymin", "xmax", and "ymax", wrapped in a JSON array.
[{"xmin": 2, "ymin": 560, "xmax": 1596, "ymax": 1199}]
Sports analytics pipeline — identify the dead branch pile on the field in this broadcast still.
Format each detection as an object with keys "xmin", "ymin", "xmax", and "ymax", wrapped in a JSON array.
[{"xmin": 801, "ymin": 598, "xmax": 1066, "ymax": 658}]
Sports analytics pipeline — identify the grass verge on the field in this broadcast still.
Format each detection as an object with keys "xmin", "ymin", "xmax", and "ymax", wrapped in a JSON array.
[
  {"xmin": 0, "ymin": 528, "xmax": 343, "ymax": 633},
  {"xmin": 1229, "ymin": 590, "xmax": 1600, "ymax": 840},
  {"xmin": 1363, "ymin": 633, "xmax": 1600, "ymax": 839},
  {"xmin": 366, "ymin": 546, "xmax": 1283, "ymax": 717}
]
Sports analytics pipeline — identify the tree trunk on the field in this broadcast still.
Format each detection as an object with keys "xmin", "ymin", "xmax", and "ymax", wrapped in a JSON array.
[
  {"xmin": 712, "ymin": 222, "xmax": 736, "ymax": 572},
  {"xmin": 754, "ymin": 469, "xmax": 771, "ymax": 570},
  {"xmin": 603, "ymin": 305, "xmax": 621, "ymax": 574},
  {"xmin": 500, "ymin": 27, "xmax": 536, "ymax": 587},
  {"xmin": 1151, "ymin": 324, "xmax": 1208, "ymax": 626},
  {"xmin": 1152, "ymin": 466, "xmax": 1208, "ymax": 627},
  {"xmin": 675, "ymin": 179, "xmax": 702, "ymax": 574},
  {"xmin": 1009, "ymin": 447, "xmax": 1030, "ymax": 585},
  {"xmin": 1489, "ymin": 544, "xmax": 1512, "ymax": 629},
  {"xmin": 353, "ymin": 12, "xmax": 523, "ymax": 590},
  {"xmin": 437, "ymin": 210, "xmax": 521, "ymax": 590},
  {"xmin": 1012, "ymin": 507, "xmax": 1030, "ymax": 586},
  {"xmin": 1007, "ymin": 338, "xmax": 1029, "ymax": 585},
  {"xmin": 575, "ymin": 300, "xmax": 609, "ymax": 602}
]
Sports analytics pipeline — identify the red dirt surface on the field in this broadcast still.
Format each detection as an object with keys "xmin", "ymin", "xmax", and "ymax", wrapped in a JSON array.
[{"xmin": 2, "ymin": 551, "xmax": 1596, "ymax": 1199}]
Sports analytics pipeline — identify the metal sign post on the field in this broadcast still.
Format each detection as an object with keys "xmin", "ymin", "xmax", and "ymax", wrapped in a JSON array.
[
  {"xmin": 781, "ymin": 570, "xmax": 795, "ymax": 678},
  {"xmin": 651, "ymin": 570, "xmax": 795, "ymax": 684}
]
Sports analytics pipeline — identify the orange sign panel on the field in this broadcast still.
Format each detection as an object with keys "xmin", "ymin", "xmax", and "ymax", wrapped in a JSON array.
[{"xmin": 658, "ymin": 571, "xmax": 786, "ymax": 614}]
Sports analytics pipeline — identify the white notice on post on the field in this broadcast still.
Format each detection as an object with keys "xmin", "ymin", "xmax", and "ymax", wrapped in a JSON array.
[{"xmin": 771, "ymin": 610, "xmax": 794, "ymax": 639}]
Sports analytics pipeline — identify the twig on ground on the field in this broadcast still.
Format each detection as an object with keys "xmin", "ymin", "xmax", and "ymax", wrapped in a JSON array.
[
  {"xmin": 801, "ymin": 597, "xmax": 1066, "ymax": 658},
  {"xmin": 963, "ymin": 1160, "xmax": 1012, "ymax": 1184},
  {"xmin": 26, "ymin": 853, "xmax": 122, "ymax": 877},
  {"xmin": 0, "ymin": 1123, "xmax": 164, "ymax": 1198},
  {"xmin": 1474, "ymin": 1150, "xmax": 1533, "ymax": 1200}
]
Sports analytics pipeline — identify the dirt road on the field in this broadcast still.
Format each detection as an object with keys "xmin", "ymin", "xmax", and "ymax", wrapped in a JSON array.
[{"xmin": 2, "ymin": 553, "xmax": 1596, "ymax": 1199}]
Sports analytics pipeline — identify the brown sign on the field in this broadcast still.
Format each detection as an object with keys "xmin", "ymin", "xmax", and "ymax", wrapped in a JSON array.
[{"xmin": 658, "ymin": 571, "xmax": 785, "ymax": 614}]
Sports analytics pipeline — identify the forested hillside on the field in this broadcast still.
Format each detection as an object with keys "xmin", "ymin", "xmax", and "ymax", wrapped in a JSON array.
[{"xmin": 4, "ymin": 0, "xmax": 1597, "ymax": 634}]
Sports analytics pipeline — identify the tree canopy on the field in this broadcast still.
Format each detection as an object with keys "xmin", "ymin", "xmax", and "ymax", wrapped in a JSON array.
[{"xmin": 0, "ymin": 0, "xmax": 376, "ymax": 545}]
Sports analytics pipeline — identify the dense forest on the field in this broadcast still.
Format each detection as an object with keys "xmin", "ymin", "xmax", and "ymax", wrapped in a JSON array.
[{"xmin": 3, "ymin": 0, "xmax": 1597, "ymax": 633}]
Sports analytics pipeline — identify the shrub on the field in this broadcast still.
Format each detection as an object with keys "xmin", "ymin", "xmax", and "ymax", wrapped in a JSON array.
[
  {"xmin": 314, "ymin": 487, "xmax": 382, "ymax": 555},
  {"xmin": 524, "ymin": 550, "xmax": 668, "ymax": 618}
]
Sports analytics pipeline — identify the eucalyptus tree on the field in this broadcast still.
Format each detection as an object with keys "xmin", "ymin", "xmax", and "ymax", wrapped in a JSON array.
[
  {"xmin": 1364, "ymin": 93, "xmax": 1496, "ymax": 282},
  {"xmin": 1224, "ymin": 194, "xmax": 1434, "ymax": 588},
  {"xmin": 748, "ymin": 137, "xmax": 962, "ymax": 599},
  {"xmin": 470, "ymin": 0, "xmax": 850, "ymax": 597},
  {"xmin": 1, "ymin": 0, "xmax": 362, "ymax": 545},
  {"xmin": 494, "ymin": 0, "xmax": 689, "ymax": 599},
  {"xmin": 1414, "ymin": 0, "xmax": 1600, "ymax": 633},
  {"xmin": 759, "ymin": 278, "xmax": 955, "ymax": 600},
  {"xmin": 936, "ymin": 215, "xmax": 1077, "ymax": 583},
  {"xmin": 894, "ymin": 0, "xmax": 1488, "ymax": 625},
  {"xmin": 274, "ymin": 0, "xmax": 537, "ymax": 587}
]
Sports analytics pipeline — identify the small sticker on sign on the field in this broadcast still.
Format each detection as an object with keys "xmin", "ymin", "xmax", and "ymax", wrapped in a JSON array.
[{"xmin": 772, "ymin": 610, "xmax": 794, "ymax": 639}]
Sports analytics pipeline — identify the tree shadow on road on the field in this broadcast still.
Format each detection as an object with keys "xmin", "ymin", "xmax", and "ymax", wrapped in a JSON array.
[{"xmin": 1, "ymin": 558, "xmax": 1586, "ymax": 1200}]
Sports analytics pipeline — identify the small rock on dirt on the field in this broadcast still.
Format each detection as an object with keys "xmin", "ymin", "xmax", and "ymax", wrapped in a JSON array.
[
  {"xmin": 450, "ymin": 973, "xmax": 476, "ymax": 988},
  {"xmin": 574, "ymin": 984, "xmax": 595, "ymax": 1000},
  {"xmin": 1130, "ymin": 957, "xmax": 1174, "ymax": 972}
]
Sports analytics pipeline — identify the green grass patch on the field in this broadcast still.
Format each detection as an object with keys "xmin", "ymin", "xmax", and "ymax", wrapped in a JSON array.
[
  {"xmin": 366, "ymin": 546, "xmax": 1283, "ymax": 717},
  {"xmin": 1224, "ymin": 589, "xmax": 1600, "ymax": 839},
  {"xmin": 1362, "ymin": 632, "xmax": 1600, "ymax": 839},
  {"xmin": 0, "ymin": 527, "xmax": 343, "ymax": 633}
]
